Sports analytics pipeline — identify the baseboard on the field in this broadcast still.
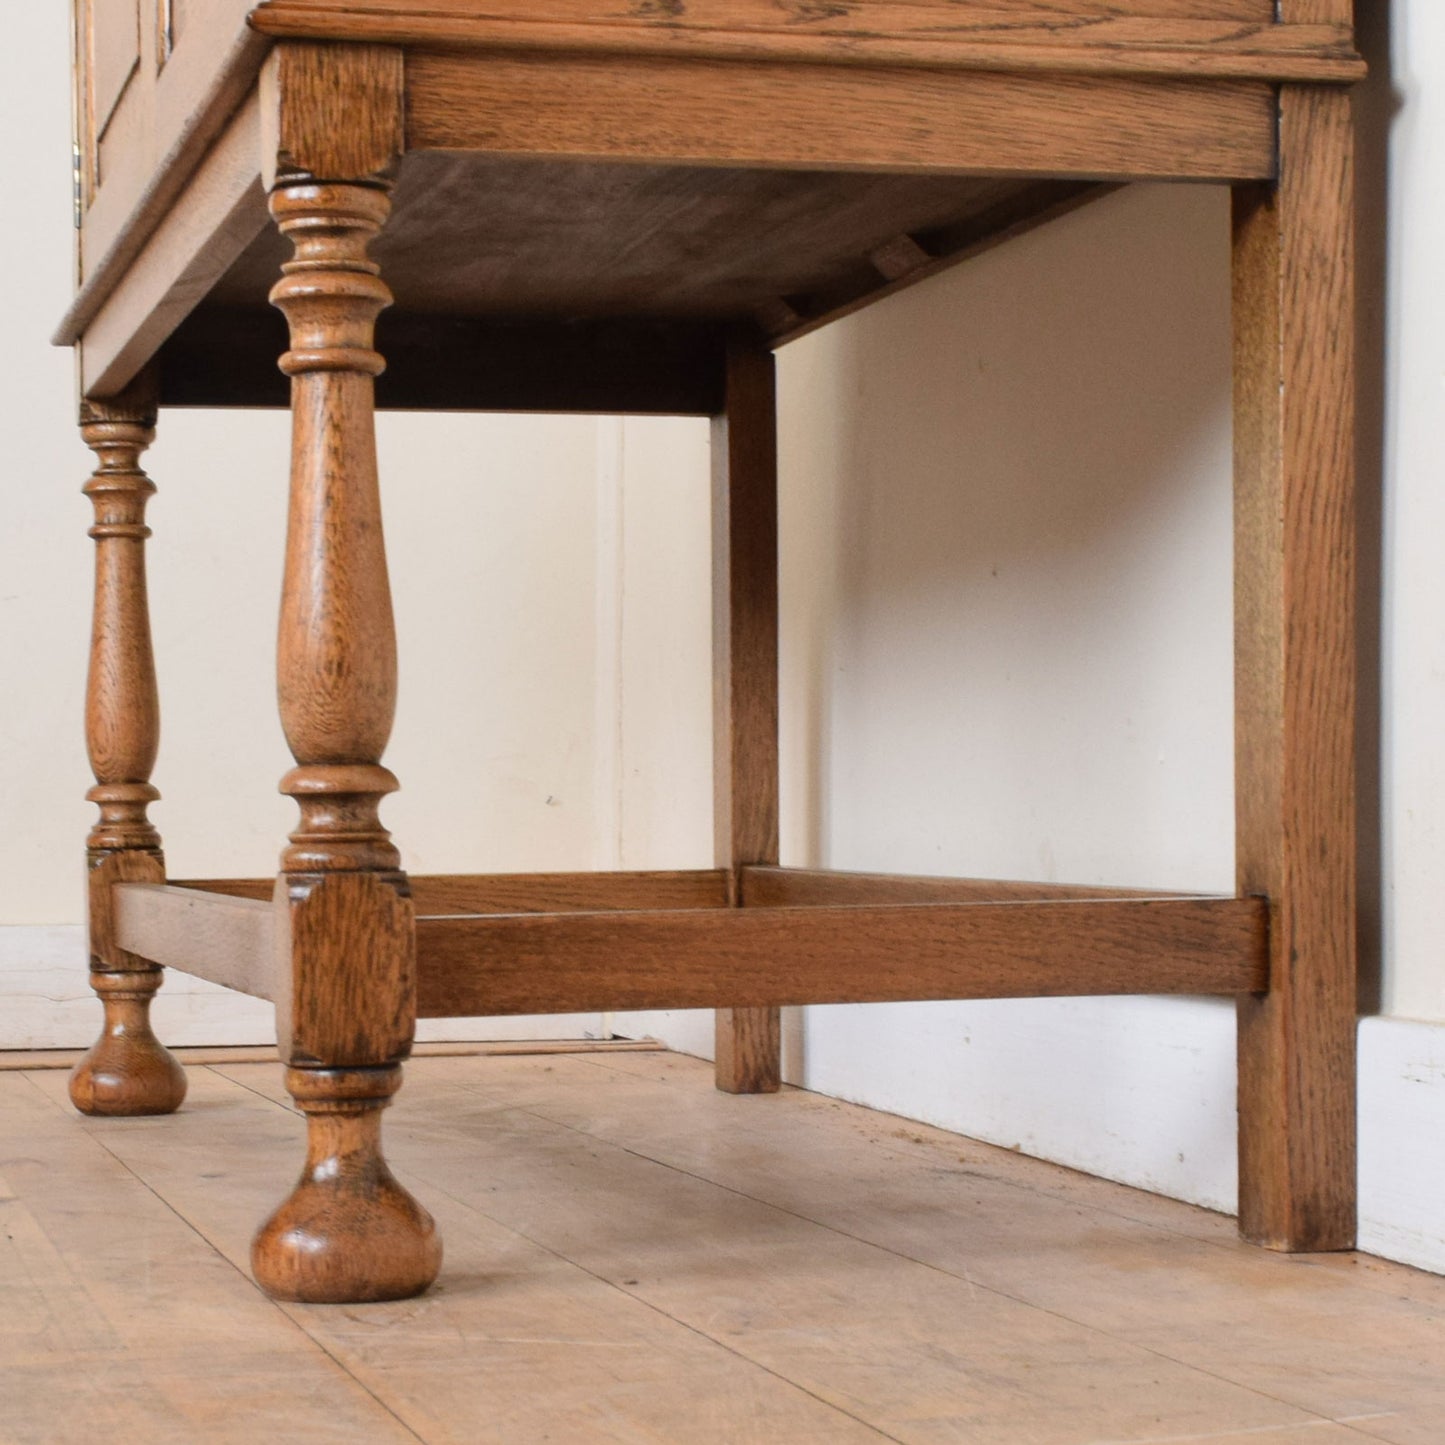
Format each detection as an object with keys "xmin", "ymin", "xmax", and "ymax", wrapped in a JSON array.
[
  {"xmin": 1358, "ymin": 1015, "xmax": 1445, "ymax": 1275},
  {"xmin": 614, "ymin": 1002, "xmax": 1445, "ymax": 1276},
  {"xmin": 0, "ymin": 924, "xmax": 279, "ymax": 1049}
]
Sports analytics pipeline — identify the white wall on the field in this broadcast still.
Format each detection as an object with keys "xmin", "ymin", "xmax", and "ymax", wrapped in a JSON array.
[
  {"xmin": 612, "ymin": 182, "xmax": 1246, "ymax": 1211},
  {"xmin": 1378, "ymin": 0, "xmax": 1445, "ymax": 1022},
  {"xmin": 7, "ymin": 0, "xmax": 1445, "ymax": 1274}
]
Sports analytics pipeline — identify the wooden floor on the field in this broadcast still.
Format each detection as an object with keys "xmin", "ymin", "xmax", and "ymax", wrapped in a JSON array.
[{"xmin": 3, "ymin": 1049, "xmax": 1442, "ymax": 1445}]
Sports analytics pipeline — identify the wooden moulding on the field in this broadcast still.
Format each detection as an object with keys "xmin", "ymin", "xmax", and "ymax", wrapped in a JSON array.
[
  {"xmin": 414, "ymin": 896, "xmax": 1269, "ymax": 1018},
  {"xmin": 405, "ymin": 51, "xmax": 1278, "ymax": 184},
  {"xmin": 249, "ymin": 3, "xmax": 1362, "ymax": 85}
]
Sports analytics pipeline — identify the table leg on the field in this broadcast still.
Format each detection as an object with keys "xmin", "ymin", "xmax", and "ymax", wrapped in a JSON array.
[
  {"xmin": 712, "ymin": 337, "xmax": 783, "ymax": 1093},
  {"xmin": 1232, "ymin": 85, "xmax": 1357, "ymax": 1251},
  {"xmin": 249, "ymin": 178, "xmax": 440, "ymax": 1303},
  {"xmin": 70, "ymin": 371, "xmax": 186, "ymax": 1118}
]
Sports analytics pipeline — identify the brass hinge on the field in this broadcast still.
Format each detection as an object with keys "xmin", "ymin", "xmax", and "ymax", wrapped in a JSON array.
[{"xmin": 72, "ymin": 143, "xmax": 83, "ymax": 229}]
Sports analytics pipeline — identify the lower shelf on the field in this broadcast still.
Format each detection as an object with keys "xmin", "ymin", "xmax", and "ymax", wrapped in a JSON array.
[{"xmin": 110, "ymin": 867, "xmax": 1268, "ymax": 1018}]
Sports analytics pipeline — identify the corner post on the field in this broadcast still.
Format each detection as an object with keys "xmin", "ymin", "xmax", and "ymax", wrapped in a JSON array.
[
  {"xmin": 71, "ymin": 369, "xmax": 187, "ymax": 1117},
  {"xmin": 712, "ymin": 335, "xmax": 783, "ymax": 1093},
  {"xmin": 249, "ymin": 42, "xmax": 439, "ymax": 1304},
  {"xmin": 1232, "ymin": 84, "xmax": 1357, "ymax": 1250}
]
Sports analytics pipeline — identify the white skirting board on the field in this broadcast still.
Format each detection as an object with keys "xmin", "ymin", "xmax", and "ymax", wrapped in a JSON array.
[
  {"xmin": 614, "ymin": 1001, "xmax": 1445, "ymax": 1277},
  {"xmin": 1357, "ymin": 1015, "xmax": 1445, "ymax": 1275},
  {"xmin": 0, "ymin": 925, "xmax": 604, "ymax": 1049}
]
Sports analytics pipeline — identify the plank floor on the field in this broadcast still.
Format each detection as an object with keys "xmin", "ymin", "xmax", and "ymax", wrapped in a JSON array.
[{"xmin": 3, "ymin": 1049, "xmax": 1443, "ymax": 1445}]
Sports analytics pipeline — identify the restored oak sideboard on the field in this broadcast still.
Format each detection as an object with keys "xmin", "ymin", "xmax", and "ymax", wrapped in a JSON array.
[{"xmin": 57, "ymin": 0, "xmax": 1362, "ymax": 1303}]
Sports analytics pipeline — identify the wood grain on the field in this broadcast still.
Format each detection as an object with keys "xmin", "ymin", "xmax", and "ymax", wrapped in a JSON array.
[
  {"xmin": 411, "ymin": 870, "xmax": 731, "ymax": 916},
  {"xmin": 1281, "ymin": 0, "xmax": 1354, "ymax": 23},
  {"xmin": 248, "ymin": 4, "xmax": 1359, "ymax": 84},
  {"xmin": 713, "ymin": 338, "xmax": 782, "ymax": 1094},
  {"xmin": 198, "ymin": 154, "xmax": 1105, "ymax": 344},
  {"xmin": 251, "ymin": 1063, "xmax": 442, "ymax": 1303},
  {"xmin": 159, "ymin": 866, "xmax": 1180, "ymax": 919},
  {"xmin": 406, "ymin": 51, "xmax": 1278, "ymax": 184},
  {"xmin": 742, "ymin": 867, "xmax": 1194, "ymax": 908},
  {"xmin": 114, "ymin": 883, "xmax": 277, "ymax": 999},
  {"xmin": 18, "ymin": 1057, "xmax": 1445, "ymax": 1443},
  {"xmin": 270, "ymin": 183, "xmax": 401, "ymax": 874},
  {"xmin": 1231, "ymin": 86, "xmax": 1356, "ymax": 1252},
  {"xmin": 415, "ymin": 897, "xmax": 1269, "ymax": 1018},
  {"xmin": 259, "ymin": 168, "xmax": 437, "ymax": 1303},
  {"xmin": 74, "ymin": 372, "xmax": 186, "ymax": 1117},
  {"xmin": 275, "ymin": 873, "xmax": 414, "ymax": 1067},
  {"xmin": 80, "ymin": 381, "xmax": 162, "ymax": 857},
  {"xmin": 86, "ymin": 848, "xmax": 168, "ymax": 974},
  {"xmin": 0, "ymin": 1071, "xmax": 429, "ymax": 1442},
  {"xmin": 260, "ymin": 41, "xmax": 404, "ymax": 188},
  {"xmin": 52, "ymin": 0, "xmax": 1362, "ymax": 1285},
  {"xmin": 65, "ymin": 965, "xmax": 189, "ymax": 1117}
]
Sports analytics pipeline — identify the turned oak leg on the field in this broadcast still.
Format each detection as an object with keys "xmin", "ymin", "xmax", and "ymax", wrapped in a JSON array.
[
  {"xmin": 712, "ymin": 337, "xmax": 782, "ymax": 1093},
  {"xmin": 70, "ymin": 373, "xmax": 186, "ymax": 1117},
  {"xmin": 1232, "ymin": 86, "xmax": 1357, "ymax": 1250},
  {"xmin": 249, "ymin": 180, "xmax": 440, "ymax": 1303}
]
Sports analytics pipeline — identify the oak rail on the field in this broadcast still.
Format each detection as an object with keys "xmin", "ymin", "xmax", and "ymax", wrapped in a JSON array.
[
  {"xmin": 741, "ymin": 866, "xmax": 1192, "ymax": 906},
  {"xmin": 114, "ymin": 883, "xmax": 277, "ymax": 1000},
  {"xmin": 172, "ymin": 866, "xmax": 1187, "ymax": 912},
  {"xmin": 250, "ymin": 6, "xmax": 1363, "ymax": 85},
  {"xmin": 406, "ymin": 52, "xmax": 1278, "ymax": 184},
  {"xmin": 172, "ymin": 869, "xmax": 732, "ymax": 912},
  {"xmin": 115, "ymin": 880, "xmax": 1266, "ymax": 1017},
  {"xmin": 414, "ymin": 896, "xmax": 1269, "ymax": 1017}
]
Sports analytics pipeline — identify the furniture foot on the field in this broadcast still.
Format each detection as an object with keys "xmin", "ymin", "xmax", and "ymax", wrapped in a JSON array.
[
  {"xmin": 715, "ymin": 1008, "xmax": 782, "ymax": 1095},
  {"xmin": 252, "ymin": 1066, "xmax": 439, "ymax": 1303},
  {"xmin": 69, "ymin": 967, "xmax": 186, "ymax": 1116}
]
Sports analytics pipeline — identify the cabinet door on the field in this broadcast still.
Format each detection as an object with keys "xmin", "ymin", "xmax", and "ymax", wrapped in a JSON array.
[{"xmin": 84, "ymin": 0, "xmax": 141, "ymax": 143}]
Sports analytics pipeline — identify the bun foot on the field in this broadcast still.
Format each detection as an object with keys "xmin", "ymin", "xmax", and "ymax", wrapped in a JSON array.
[
  {"xmin": 69, "ymin": 969, "xmax": 187, "ymax": 1116},
  {"xmin": 251, "ymin": 1066, "xmax": 441, "ymax": 1303}
]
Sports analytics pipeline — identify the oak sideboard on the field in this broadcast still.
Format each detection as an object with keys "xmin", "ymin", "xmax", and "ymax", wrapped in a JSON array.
[{"xmin": 56, "ymin": 0, "xmax": 1362, "ymax": 1303}]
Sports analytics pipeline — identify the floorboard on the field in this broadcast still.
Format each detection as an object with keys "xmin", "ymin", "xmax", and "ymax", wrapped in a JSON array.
[{"xmin": 5, "ymin": 1052, "xmax": 1443, "ymax": 1444}]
